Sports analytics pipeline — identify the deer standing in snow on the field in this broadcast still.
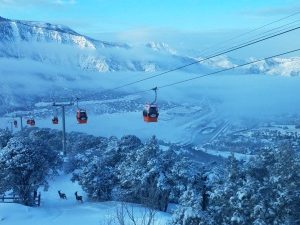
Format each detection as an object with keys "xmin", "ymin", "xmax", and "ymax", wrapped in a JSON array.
[
  {"xmin": 75, "ymin": 191, "xmax": 83, "ymax": 203},
  {"xmin": 58, "ymin": 190, "xmax": 67, "ymax": 200}
]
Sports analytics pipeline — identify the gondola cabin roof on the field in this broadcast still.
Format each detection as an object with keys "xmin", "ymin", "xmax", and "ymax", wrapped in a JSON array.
[{"xmin": 144, "ymin": 104, "xmax": 158, "ymax": 109}]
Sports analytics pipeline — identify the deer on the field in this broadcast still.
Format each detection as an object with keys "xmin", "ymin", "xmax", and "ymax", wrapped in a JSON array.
[
  {"xmin": 74, "ymin": 191, "xmax": 83, "ymax": 203},
  {"xmin": 58, "ymin": 190, "xmax": 67, "ymax": 200}
]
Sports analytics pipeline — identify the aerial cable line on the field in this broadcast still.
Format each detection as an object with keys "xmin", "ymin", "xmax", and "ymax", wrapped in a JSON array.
[
  {"xmin": 187, "ymin": 20, "xmax": 300, "ymax": 72},
  {"xmin": 199, "ymin": 11, "xmax": 300, "ymax": 55},
  {"xmin": 99, "ymin": 11, "xmax": 300, "ymax": 94},
  {"xmin": 102, "ymin": 26, "xmax": 300, "ymax": 93},
  {"xmin": 158, "ymin": 48, "xmax": 300, "ymax": 89},
  {"xmin": 130, "ymin": 48, "xmax": 300, "ymax": 94},
  {"xmin": 206, "ymin": 19, "xmax": 300, "ymax": 56},
  {"xmin": 208, "ymin": 22, "xmax": 300, "ymax": 57}
]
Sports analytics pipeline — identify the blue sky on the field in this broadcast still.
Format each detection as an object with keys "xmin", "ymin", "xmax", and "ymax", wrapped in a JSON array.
[
  {"xmin": 1, "ymin": 0, "xmax": 299, "ymax": 32},
  {"xmin": 0, "ymin": 0, "xmax": 300, "ymax": 50}
]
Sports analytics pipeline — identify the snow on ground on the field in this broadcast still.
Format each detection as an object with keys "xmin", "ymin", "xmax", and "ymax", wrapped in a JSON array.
[
  {"xmin": 34, "ymin": 95, "xmax": 141, "ymax": 108},
  {"xmin": 195, "ymin": 147, "xmax": 254, "ymax": 161},
  {"xmin": 0, "ymin": 174, "xmax": 171, "ymax": 225},
  {"xmin": 257, "ymin": 124, "xmax": 300, "ymax": 135},
  {"xmin": 204, "ymin": 149, "xmax": 254, "ymax": 161}
]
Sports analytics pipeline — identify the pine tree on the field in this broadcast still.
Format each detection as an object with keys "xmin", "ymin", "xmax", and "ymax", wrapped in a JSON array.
[
  {"xmin": 172, "ymin": 187, "xmax": 209, "ymax": 225},
  {"xmin": 71, "ymin": 135, "xmax": 133, "ymax": 201},
  {"xmin": 0, "ymin": 128, "xmax": 12, "ymax": 149},
  {"xmin": 207, "ymin": 145, "xmax": 300, "ymax": 225},
  {"xmin": 76, "ymin": 156, "xmax": 117, "ymax": 201},
  {"xmin": 0, "ymin": 136, "xmax": 62, "ymax": 206}
]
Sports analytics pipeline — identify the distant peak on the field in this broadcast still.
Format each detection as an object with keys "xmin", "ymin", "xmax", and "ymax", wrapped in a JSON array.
[{"xmin": 146, "ymin": 41, "xmax": 177, "ymax": 54}]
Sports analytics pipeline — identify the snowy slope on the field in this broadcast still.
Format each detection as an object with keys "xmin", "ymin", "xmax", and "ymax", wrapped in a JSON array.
[
  {"xmin": 0, "ymin": 16, "xmax": 196, "ymax": 73},
  {"xmin": 245, "ymin": 57, "xmax": 300, "ymax": 76},
  {"xmin": 0, "ymin": 16, "xmax": 299, "ymax": 75},
  {"xmin": 0, "ymin": 16, "xmax": 128, "ymax": 49},
  {"xmin": 0, "ymin": 174, "xmax": 171, "ymax": 225}
]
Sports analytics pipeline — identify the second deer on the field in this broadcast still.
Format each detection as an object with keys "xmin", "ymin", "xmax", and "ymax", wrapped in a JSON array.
[{"xmin": 74, "ymin": 191, "xmax": 83, "ymax": 203}]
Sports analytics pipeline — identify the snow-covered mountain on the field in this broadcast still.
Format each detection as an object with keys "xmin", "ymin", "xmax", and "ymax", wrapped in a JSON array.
[
  {"xmin": 0, "ymin": 16, "xmax": 134, "ymax": 72},
  {"xmin": 245, "ymin": 57, "xmax": 300, "ymax": 76},
  {"xmin": 0, "ymin": 16, "xmax": 129, "ymax": 49},
  {"xmin": 1, "ymin": 16, "xmax": 299, "ymax": 75},
  {"xmin": 146, "ymin": 41, "xmax": 177, "ymax": 55},
  {"xmin": 0, "ymin": 16, "xmax": 196, "ymax": 73}
]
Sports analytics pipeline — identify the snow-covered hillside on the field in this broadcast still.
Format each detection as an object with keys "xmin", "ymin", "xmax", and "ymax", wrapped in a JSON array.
[
  {"xmin": 0, "ymin": 16, "xmax": 299, "ymax": 75},
  {"xmin": 0, "ymin": 174, "xmax": 171, "ymax": 225},
  {"xmin": 245, "ymin": 57, "xmax": 300, "ymax": 76},
  {"xmin": 0, "ymin": 16, "xmax": 195, "ymax": 73},
  {"xmin": 0, "ymin": 16, "xmax": 130, "ymax": 49}
]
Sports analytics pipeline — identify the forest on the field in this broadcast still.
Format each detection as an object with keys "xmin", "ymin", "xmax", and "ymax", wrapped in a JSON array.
[{"xmin": 0, "ymin": 127, "xmax": 299, "ymax": 225}]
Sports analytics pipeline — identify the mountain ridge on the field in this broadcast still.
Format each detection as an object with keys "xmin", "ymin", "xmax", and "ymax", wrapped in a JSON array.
[{"xmin": 0, "ymin": 16, "xmax": 299, "ymax": 75}]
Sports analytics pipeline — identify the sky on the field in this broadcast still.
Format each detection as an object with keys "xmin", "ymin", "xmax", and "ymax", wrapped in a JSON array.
[
  {"xmin": 1, "ymin": 0, "xmax": 300, "ymax": 33},
  {"xmin": 0, "ymin": 0, "xmax": 300, "ymax": 52}
]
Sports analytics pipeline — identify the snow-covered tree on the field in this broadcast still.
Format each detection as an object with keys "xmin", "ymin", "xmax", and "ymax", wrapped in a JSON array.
[
  {"xmin": 172, "ymin": 187, "xmax": 210, "ymax": 225},
  {"xmin": 0, "ymin": 128, "xmax": 12, "ymax": 149},
  {"xmin": 167, "ymin": 150, "xmax": 205, "ymax": 202},
  {"xmin": 208, "ymin": 144, "xmax": 300, "ymax": 225},
  {"xmin": 28, "ymin": 128, "xmax": 62, "ymax": 152},
  {"xmin": 246, "ymin": 144, "xmax": 300, "ymax": 224},
  {"xmin": 75, "ymin": 156, "xmax": 117, "ymax": 201},
  {"xmin": 14, "ymin": 127, "xmax": 62, "ymax": 153},
  {"xmin": 118, "ymin": 135, "xmax": 142, "ymax": 152},
  {"xmin": 0, "ymin": 136, "xmax": 62, "ymax": 206},
  {"xmin": 116, "ymin": 136, "xmax": 165, "ymax": 209},
  {"xmin": 66, "ymin": 133, "xmax": 110, "ymax": 173},
  {"xmin": 117, "ymin": 137, "xmax": 204, "ymax": 211},
  {"xmin": 67, "ymin": 131, "xmax": 108, "ymax": 155},
  {"xmin": 71, "ymin": 134, "xmax": 209, "ymax": 213},
  {"xmin": 71, "ymin": 136, "xmax": 122, "ymax": 200},
  {"xmin": 170, "ymin": 158, "xmax": 211, "ymax": 225}
]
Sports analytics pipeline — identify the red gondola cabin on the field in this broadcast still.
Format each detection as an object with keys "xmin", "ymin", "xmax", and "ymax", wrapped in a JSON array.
[
  {"xmin": 52, "ymin": 116, "xmax": 59, "ymax": 125},
  {"xmin": 76, "ymin": 110, "xmax": 88, "ymax": 124},
  {"xmin": 27, "ymin": 119, "xmax": 35, "ymax": 126},
  {"xmin": 143, "ymin": 104, "xmax": 159, "ymax": 122}
]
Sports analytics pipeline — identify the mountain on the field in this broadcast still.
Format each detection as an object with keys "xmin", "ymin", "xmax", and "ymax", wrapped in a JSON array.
[
  {"xmin": 0, "ymin": 16, "xmax": 135, "ymax": 72},
  {"xmin": 0, "ymin": 16, "xmax": 129, "ymax": 49},
  {"xmin": 0, "ymin": 16, "xmax": 299, "ymax": 76},
  {"xmin": 146, "ymin": 41, "xmax": 177, "ymax": 55},
  {"xmin": 0, "ymin": 16, "xmax": 200, "ymax": 73},
  {"xmin": 245, "ymin": 57, "xmax": 300, "ymax": 76}
]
